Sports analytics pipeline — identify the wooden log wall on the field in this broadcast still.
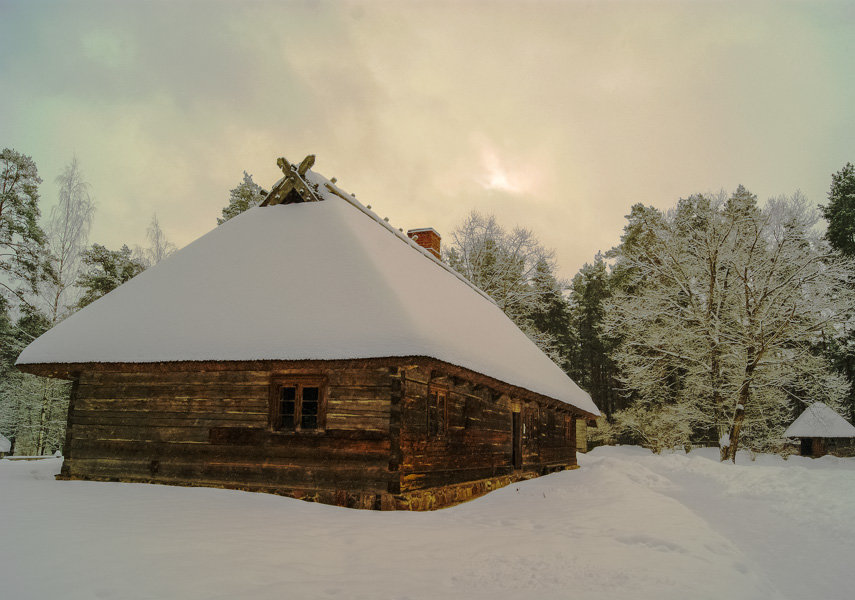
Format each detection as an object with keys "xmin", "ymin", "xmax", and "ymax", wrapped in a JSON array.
[
  {"xmin": 521, "ymin": 402, "xmax": 576, "ymax": 469},
  {"xmin": 63, "ymin": 366, "xmax": 394, "ymax": 495},
  {"xmin": 397, "ymin": 365, "xmax": 577, "ymax": 494}
]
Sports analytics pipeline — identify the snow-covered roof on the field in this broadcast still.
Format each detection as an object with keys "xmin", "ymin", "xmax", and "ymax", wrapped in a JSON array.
[
  {"xmin": 16, "ymin": 168, "xmax": 598, "ymax": 416},
  {"xmin": 784, "ymin": 402, "xmax": 855, "ymax": 438},
  {"xmin": 0, "ymin": 433, "xmax": 10, "ymax": 453}
]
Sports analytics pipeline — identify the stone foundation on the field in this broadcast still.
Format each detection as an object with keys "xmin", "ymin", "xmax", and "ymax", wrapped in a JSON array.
[{"xmin": 56, "ymin": 464, "xmax": 579, "ymax": 511}]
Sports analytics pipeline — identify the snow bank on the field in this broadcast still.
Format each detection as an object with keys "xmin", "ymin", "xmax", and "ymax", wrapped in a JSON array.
[{"xmin": 6, "ymin": 447, "xmax": 854, "ymax": 599}]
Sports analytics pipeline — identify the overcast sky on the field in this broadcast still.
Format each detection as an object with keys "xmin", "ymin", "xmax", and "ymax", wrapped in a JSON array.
[{"xmin": 2, "ymin": 0, "xmax": 853, "ymax": 279}]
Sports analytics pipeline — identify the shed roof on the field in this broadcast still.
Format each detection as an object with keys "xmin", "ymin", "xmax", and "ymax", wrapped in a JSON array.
[
  {"xmin": 784, "ymin": 402, "xmax": 855, "ymax": 438},
  {"xmin": 16, "ymin": 166, "xmax": 599, "ymax": 416}
]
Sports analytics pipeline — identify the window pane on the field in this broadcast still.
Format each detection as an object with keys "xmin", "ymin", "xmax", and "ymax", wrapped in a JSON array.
[
  {"xmin": 303, "ymin": 387, "xmax": 319, "ymax": 403},
  {"xmin": 280, "ymin": 387, "xmax": 296, "ymax": 429},
  {"xmin": 301, "ymin": 387, "xmax": 320, "ymax": 429}
]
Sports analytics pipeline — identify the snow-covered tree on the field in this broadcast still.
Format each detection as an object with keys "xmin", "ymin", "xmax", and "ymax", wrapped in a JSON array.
[
  {"xmin": 445, "ymin": 211, "xmax": 569, "ymax": 360},
  {"xmin": 607, "ymin": 188, "xmax": 855, "ymax": 460},
  {"xmin": 218, "ymin": 172, "xmax": 266, "ymax": 225},
  {"xmin": 0, "ymin": 149, "xmax": 52, "ymax": 455},
  {"xmin": 0, "ymin": 305, "xmax": 69, "ymax": 455}
]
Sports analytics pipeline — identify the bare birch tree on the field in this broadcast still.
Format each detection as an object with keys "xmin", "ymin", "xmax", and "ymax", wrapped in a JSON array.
[
  {"xmin": 136, "ymin": 213, "xmax": 176, "ymax": 267},
  {"xmin": 43, "ymin": 156, "xmax": 95, "ymax": 321}
]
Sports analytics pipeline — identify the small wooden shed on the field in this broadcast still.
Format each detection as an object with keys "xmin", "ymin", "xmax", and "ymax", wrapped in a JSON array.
[
  {"xmin": 784, "ymin": 402, "xmax": 855, "ymax": 458},
  {"xmin": 16, "ymin": 156, "xmax": 599, "ymax": 510}
]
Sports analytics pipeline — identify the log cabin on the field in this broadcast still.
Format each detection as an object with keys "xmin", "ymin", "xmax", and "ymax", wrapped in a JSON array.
[{"xmin": 16, "ymin": 155, "xmax": 600, "ymax": 510}]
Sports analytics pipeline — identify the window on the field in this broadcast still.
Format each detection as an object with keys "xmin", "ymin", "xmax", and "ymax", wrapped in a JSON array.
[
  {"xmin": 270, "ymin": 378, "xmax": 326, "ymax": 432},
  {"xmin": 427, "ymin": 389, "xmax": 448, "ymax": 438}
]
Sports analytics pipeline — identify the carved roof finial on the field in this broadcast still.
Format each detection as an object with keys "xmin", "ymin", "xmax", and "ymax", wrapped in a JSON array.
[
  {"xmin": 298, "ymin": 154, "xmax": 315, "ymax": 176},
  {"xmin": 262, "ymin": 154, "xmax": 320, "ymax": 207}
]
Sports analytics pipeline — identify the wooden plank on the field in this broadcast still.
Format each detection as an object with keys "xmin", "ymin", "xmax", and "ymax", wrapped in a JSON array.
[
  {"xmin": 69, "ymin": 441, "xmax": 390, "ymax": 465},
  {"xmin": 328, "ymin": 389, "xmax": 393, "ymax": 402},
  {"xmin": 75, "ymin": 398, "xmax": 268, "ymax": 412},
  {"xmin": 79, "ymin": 371, "xmax": 270, "ymax": 386},
  {"xmin": 70, "ymin": 412, "xmax": 264, "ymax": 428},
  {"xmin": 77, "ymin": 383, "xmax": 269, "ymax": 400},
  {"xmin": 208, "ymin": 427, "xmax": 388, "ymax": 444},
  {"xmin": 72, "ymin": 424, "xmax": 211, "ymax": 443}
]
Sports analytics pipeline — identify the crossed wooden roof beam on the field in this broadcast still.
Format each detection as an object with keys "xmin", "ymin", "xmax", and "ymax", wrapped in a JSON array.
[{"xmin": 260, "ymin": 155, "xmax": 319, "ymax": 207}]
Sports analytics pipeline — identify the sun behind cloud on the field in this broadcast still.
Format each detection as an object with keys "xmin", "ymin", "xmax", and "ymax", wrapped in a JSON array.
[{"xmin": 476, "ymin": 138, "xmax": 541, "ymax": 195}]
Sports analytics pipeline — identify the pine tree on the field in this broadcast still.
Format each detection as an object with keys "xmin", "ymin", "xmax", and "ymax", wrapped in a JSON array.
[
  {"xmin": 822, "ymin": 162, "xmax": 855, "ymax": 257},
  {"xmin": 76, "ymin": 244, "xmax": 146, "ymax": 308},
  {"xmin": 568, "ymin": 255, "xmax": 621, "ymax": 417},
  {"xmin": 0, "ymin": 149, "xmax": 50, "ymax": 455},
  {"xmin": 218, "ymin": 172, "xmax": 266, "ymax": 225},
  {"xmin": 820, "ymin": 162, "xmax": 855, "ymax": 422},
  {"xmin": 0, "ymin": 148, "xmax": 47, "ymax": 305}
]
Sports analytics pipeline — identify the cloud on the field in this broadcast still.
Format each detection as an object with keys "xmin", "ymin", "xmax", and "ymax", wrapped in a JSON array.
[{"xmin": 2, "ymin": 1, "xmax": 853, "ymax": 280}]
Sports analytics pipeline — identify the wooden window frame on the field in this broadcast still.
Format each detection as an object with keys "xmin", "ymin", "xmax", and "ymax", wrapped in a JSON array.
[{"xmin": 269, "ymin": 375, "xmax": 327, "ymax": 433}]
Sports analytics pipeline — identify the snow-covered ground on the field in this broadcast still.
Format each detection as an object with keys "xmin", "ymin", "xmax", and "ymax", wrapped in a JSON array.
[{"xmin": 2, "ymin": 447, "xmax": 853, "ymax": 600}]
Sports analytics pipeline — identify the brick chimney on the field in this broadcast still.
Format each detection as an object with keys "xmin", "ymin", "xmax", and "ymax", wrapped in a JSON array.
[{"xmin": 407, "ymin": 228, "xmax": 441, "ymax": 259}]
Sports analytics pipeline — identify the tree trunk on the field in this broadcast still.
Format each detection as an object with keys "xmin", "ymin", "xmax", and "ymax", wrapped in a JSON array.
[
  {"xmin": 723, "ymin": 368, "xmax": 753, "ymax": 462},
  {"xmin": 43, "ymin": 386, "xmax": 56, "ymax": 453},
  {"xmin": 725, "ymin": 402, "xmax": 746, "ymax": 463},
  {"xmin": 36, "ymin": 380, "xmax": 50, "ymax": 455}
]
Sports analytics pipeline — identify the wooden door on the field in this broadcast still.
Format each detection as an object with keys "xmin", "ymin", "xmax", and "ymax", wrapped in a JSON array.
[{"xmin": 512, "ymin": 411, "xmax": 522, "ymax": 470}]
